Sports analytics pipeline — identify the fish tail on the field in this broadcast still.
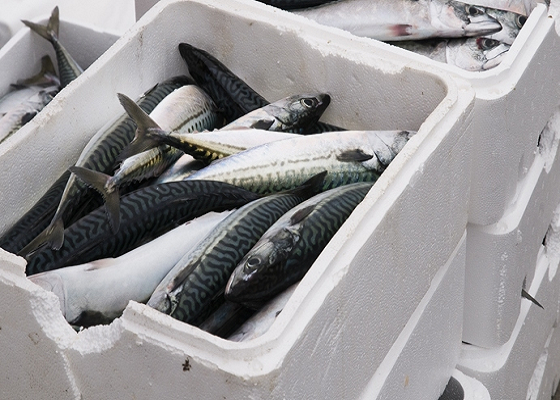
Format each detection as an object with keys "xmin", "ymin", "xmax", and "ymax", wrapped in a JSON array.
[
  {"xmin": 116, "ymin": 93, "xmax": 166, "ymax": 161},
  {"xmin": 17, "ymin": 217, "xmax": 65, "ymax": 257},
  {"xmin": 69, "ymin": 166, "xmax": 121, "ymax": 234},
  {"xmin": 15, "ymin": 55, "xmax": 59, "ymax": 87},
  {"xmin": 21, "ymin": 6, "xmax": 59, "ymax": 43}
]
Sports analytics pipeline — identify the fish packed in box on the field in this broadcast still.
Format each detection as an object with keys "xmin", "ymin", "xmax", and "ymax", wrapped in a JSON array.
[
  {"xmin": 0, "ymin": 7, "xmax": 90, "ymax": 145},
  {"xmin": 262, "ymin": 0, "xmax": 548, "ymax": 70},
  {"xmin": 1, "ymin": 40, "xmax": 416, "ymax": 339}
]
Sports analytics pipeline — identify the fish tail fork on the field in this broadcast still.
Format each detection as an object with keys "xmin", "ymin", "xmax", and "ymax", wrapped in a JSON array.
[{"xmin": 21, "ymin": 6, "xmax": 59, "ymax": 43}]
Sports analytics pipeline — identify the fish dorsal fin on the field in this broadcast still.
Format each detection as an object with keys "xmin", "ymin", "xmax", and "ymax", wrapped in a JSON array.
[
  {"xmin": 290, "ymin": 205, "xmax": 315, "ymax": 225},
  {"xmin": 337, "ymin": 149, "xmax": 374, "ymax": 162}
]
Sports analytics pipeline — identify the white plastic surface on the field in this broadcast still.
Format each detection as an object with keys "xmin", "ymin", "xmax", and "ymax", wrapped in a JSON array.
[
  {"xmin": 0, "ymin": 0, "xmax": 476, "ymax": 398},
  {"xmin": 458, "ymin": 245, "xmax": 560, "ymax": 400},
  {"xmin": 463, "ymin": 107, "xmax": 560, "ymax": 348}
]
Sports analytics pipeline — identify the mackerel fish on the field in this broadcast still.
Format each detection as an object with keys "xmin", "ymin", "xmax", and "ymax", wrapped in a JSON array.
[
  {"xmin": 225, "ymin": 181, "xmax": 373, "ymax": 308},
  {"xmin": 394, "ymin": 37, "xmax": 510, "ymax": 70},
  {"xmin": 22, "ymin": 6, "xmax": 83, "ymax": 88},
  {"xmin": 147, "ymin": 172, "xmax": 326, "ymax": 325},
  {"xmin": 29, "ymin": 211, "xmax": 231, "ymax": 326},
  {"xmin": 178, "ymin": 42, "xmax": 344, "ymax": 133},
  {"xmin": 70, "ymin": 85, "xmax": 221, "ymax": 233},
  {"xmin": 19, "ymin": 76, "xmax": 193, "ymax": 256},
  {"xmin": 293, "ymin": 0, "xmax": 503, "ymax": 41},
  {"xmin": 183, "ymin": 130, "xmax": 415, "ymax": 194},
  {"xmin": 25, "ymin": 180, "xmax": 260, "ymax": 275}
]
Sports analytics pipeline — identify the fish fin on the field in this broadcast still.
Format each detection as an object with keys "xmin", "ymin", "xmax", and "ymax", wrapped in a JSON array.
[
  {"xmin": 521, "ymin": 288, "xmax": 544, "ymax": 309},
  {"xmin": 21, "ymin": 6, "xmax": 59, "ymax": 42},
  {"xmin": 117, "ymin": 93, "xmax": 164, "ymax": 160},
  {"xmin": 252, "ymin": 119, "xmax": 274, "ymax": 130},
  {"xmin": 16, "ymin": 56, "xmax": 59, "ymax": 87},
  {"xmin": 69, "ymin": 166, "xmax": 121, "ymax": 234},
  {"xmin": 20, "ymin": 111, "xmax": 37, "ymax": 125},
  {"xmin": 290, "ymin": 205, "xmax": 315, "ymax": 225},
  {"xmin": 337, "ymin": 149, "xmax": 374, "ymax": 162},
  {"xmin": 18, "ymin": 217, "xmax": 65, "ymax": 257},
  {"xmin": 391, "ymin": 24, "xmax": 413, "ymax": 37},
  {"xmin": 279, "ymin": 171, "xmax": 327, "ymax": 199}
]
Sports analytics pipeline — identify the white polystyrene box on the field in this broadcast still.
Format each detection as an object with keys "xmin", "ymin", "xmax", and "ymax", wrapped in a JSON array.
[
  {"xmin": 462, "ymin": 107, "xmax": 560, "ymax": 348},
  {"xmin": 280, "ymin": 2, "xmax": 560, "ymax": 226},
  {"xmin": 0, "ymin": 0, "xmax": 476, "ymax": 398},
  {"xmin": 458, "ymin": 245, "xmax": 560, "ymax": 400}
]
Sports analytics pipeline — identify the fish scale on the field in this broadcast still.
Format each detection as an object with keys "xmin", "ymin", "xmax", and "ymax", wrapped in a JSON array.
[
  {"xmin": 25, "ymin": 180, "xmax": 259, "ymax": 275},
  {"xmin": 225, "ymin": 182, "xmax": 373, "ymax": 308},
  {"xmin": 148, "ymin": 187, "xmax": 320, "ymax": 325}
]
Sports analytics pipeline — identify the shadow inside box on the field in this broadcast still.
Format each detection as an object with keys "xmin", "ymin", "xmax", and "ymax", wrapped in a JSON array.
[{"xmin": 438, "ymin": 377, "xmax": 464, "ymax": 400}]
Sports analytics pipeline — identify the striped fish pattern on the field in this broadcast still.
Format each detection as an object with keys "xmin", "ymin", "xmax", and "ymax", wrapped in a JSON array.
[
  {"xmin": 178, "ymin": 42, "xmax": 343, "ymax": 133},
  {"xmin": 18, "ymin": 75, "xmax": 193, "ymax": 256},
  {"xmin": 22, "ymin": 7, "xmax": 83, "ymax": 89},
  {"xmin": 25, "ymin": 180, "xmax": 260, "ymax": 275},
  {"xmin": 148, "ymin": 181, "xmax": 323, "ymax": 324},
  {"xmin": 225, "ymin": 181, "xmax": 373, "ymax": 308}
]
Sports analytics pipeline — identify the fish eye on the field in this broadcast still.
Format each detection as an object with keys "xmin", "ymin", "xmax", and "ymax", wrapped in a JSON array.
[
  {"xmin": 466, "ymin": 5, "xmax": 484, "ymax": 16},
  {"xmin": 246, "ymin": 256, "xmax": 261, "ymax": 269},
  {"xmin": 476, "ymin": 38, "xmax": 501, "ymax": 50},
  {"xmin": 300, "ymin": 98, "xmax": 317, "ymax": 109},
  {"xmin": 516, "ymin": 15, "xmax": 527, "ymax": 28}
]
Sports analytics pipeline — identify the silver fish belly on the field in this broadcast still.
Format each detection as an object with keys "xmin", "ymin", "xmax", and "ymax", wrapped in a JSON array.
[
  {"xmin": 29, "ymin": 211, "xmax": 231, "ymax": 326},
  {"xmin": 293, "ymin": 0, "xmax": 502, "ymax": 41}
]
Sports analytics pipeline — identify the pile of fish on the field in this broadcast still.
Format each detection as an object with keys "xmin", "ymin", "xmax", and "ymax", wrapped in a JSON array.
[
  {"xmin": 0, "ymin": 7, "xmax": 83, "ymax": 144},
  {"xmin": 0, "ymin": 29, "xmax": 416, "ymax": 339},
  {"xmin": 260, "ymin": 0, "xmax": 549, "ymax": 71}
]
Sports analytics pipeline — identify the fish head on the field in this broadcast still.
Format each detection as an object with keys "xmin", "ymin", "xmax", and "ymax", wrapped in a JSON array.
[
  {"xmin": 266, "ymin": 93, "xmax": 331, "ymax": 131},
  {"xmin": 485, "ymin": 8, "xmax": 526, "ymax": 44},
  {"xmin": 225, "ymin": 227, "xmax": 300, "ymax": 308},
  {"xmin": 447, "ymin": 37, "xmax": 510, "ymax": 70},
  {"xmin": 368, "ymin": 130, "xmax": 417, "ymax": 168},
  {"xmin": 146, "ymin": 289, "xmax": 175, "ymax": 315},
  {"xmin": 434, "ymin": 1, "xmax": 502, "ymax": 37}
]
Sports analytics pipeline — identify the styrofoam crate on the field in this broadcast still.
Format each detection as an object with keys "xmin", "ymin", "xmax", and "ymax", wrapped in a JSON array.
[
  {"xmin": 526, "ymin": 321, "xmax": 560, "ymax": 400},
  {"xmin": 462, "ymin": 109, "xmax": 560, "ymax": 348},
  {"xmin": 0, "ymin": 0, "xmax": 476, "ymax": 398},
  {"xmin": 457, "ymin": 245, "xmax": 560, "ymax": 400}
]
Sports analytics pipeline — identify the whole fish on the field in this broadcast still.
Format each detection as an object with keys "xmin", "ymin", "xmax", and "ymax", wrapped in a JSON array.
[
  {"xmin": 184, "ymin": 130, "xmax": 415, "ymax": 194},
  {"xmin": 225, "ymin": 182, "xmax": 373, "ymax": 308},
  {"xmin": 25, "ymin": 180, "xmax": 260, "ymax": 275},
  {"xmin": 147, "ymin": 172, "xmax": 326, "ymax": 325},
  {"xmin": 293, "ymin": 0, "xmax": 502, "ymax": 41},
  {"xmin": 69, "ymin": 85, "xmax": 221, "ymax": 233},
  {"xmin": 19, "ymin": 75, "xmax": 193, "ymax": 256},
  {"xmin": 22, "ymin": 6, "xmax": 83, "ymax": 88},
  {"xmin": 29, "ymin": 211, "xmax": 231, "ymax": 327},
  {"xmin": 394, "ymin": 37, "xmax": 510, "ymax": 70},
  {"xmin": 219, "ymin": 93, "xmax": 330, "ymax": 132},
  {"xmin": 228, "ymin": 284, "xmax": 298, "ymax": 342},
  {"xmin": 178, "ymin": 42, "xmax": 344, "ymax": 133}
]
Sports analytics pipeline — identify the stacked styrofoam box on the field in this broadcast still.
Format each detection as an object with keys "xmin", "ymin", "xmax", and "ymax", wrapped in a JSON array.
[
  {"xmin": 0, "ymin": 1, "xmax": 135, "ymax": 49},
  {"xmin": 457, "ymin": 245, "xmax": 560, "ymax": 399},
  {"xmin": 0, "ymin": 0, "xmax": 476, "ymax": 398},
  {"xmin": 438, "ymin": 370, "xmax": 492, "ymax": 400}
]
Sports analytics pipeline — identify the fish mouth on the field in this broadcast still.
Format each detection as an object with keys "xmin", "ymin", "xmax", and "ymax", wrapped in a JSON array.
[
  {"xmin": 463, "ymin": 20, "xmax": 502, "ymax": 37},
  {"xmin": 316, "ymin": 93, "xmax": 331, "ymax": 114}
]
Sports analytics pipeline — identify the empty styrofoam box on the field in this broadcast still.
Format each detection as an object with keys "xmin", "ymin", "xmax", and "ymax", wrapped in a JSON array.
[
  {"xmin": 0, "ymin": 0, "xmax": 476, "ymax": 398},
  {"xmin": 458, "ymin": 245, "xmax": 560, "ymax": 400},
  {"xmin": 0, "ymin": 0, "xmax": 135, "ymax": 49},
  {"xmin": 462, "ymin": 109, "xmax": 560, "ymax": 348}
]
